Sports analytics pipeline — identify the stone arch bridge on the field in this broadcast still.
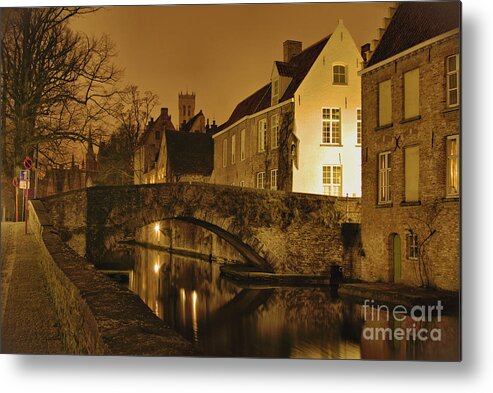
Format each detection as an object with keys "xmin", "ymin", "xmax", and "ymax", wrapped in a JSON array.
[{"xmin": 41, "ymin": 183, "xmax": 360, "ymax": 275}]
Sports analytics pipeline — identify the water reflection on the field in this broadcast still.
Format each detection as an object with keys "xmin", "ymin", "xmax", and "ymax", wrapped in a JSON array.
[{"xmin": 128, "ymin": 246, "xmax": 459, "ymax": 360}]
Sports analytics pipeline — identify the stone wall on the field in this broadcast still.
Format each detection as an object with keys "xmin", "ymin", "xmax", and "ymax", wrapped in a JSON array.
[
  {"xmin": 360, "ymin": 33, "xmax": 460, "ymax": 290},
  {"xmin": 41, "ymin": 183, "xmax": 361, "ymax": 277},
  {"xmin": 28, "ymin": 199, "xmax": 196, "ymax": 355}
]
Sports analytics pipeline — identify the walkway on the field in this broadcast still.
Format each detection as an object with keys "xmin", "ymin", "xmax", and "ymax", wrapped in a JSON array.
[{"xmin": 1, "ymin": 222, "xmax": 64, "ymax": 354}]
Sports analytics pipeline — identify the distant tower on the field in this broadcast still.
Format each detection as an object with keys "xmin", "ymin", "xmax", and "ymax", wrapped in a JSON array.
[{"xmin": 178, "ymin": 91, "xmax": 195, "ymax": 127}]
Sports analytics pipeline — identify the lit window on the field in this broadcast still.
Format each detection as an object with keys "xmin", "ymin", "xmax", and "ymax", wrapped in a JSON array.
[
  {"xmin": 257, "ymin": 119, "xmax": 267, "ymax": 152},
  {"xmin": 446, "ymin": 135, "xmax": 459, "ymax": 197},
  {"xmin": 240, "ymin": 129, "xmax": 246, "ymax": 161},
  {"xmin": 231, "ymin": 134, "xmax": 236, "ymax": 164},
  {"xmin": 270, "ymin": 169, "xmax": 278, "ymax": 190},
  {"xmin": 333, "ymin": 65, "xmax": 347, "ymax": 85},
  {"xmin": 322, "ymin": 108, "xmax": 341, "ymax": 145},
  {"xmin": 378, "ymin": 79, "xmax": 392, "ymax": 126},
  {"xmin": 406, "ymin": 232, "xmax": 419, "ymax": 260},
  {"xmin": 322, "ymin": 165, "xmax": 342, "ymax": 196},
  {"xmin": 378, "ymin": 152, "xmax": 391, "ymax": 204},
  {"xmin": 446, "ymin": 55, "xmax": 459, "ymax": 107},
  {"xmin": 222, "ymin": 139, "xmax": 227, "ymax": 168},
  {"xmin": 356, "ymin": 108, "xmax": 362, "ymax": 145},
  {"xmin": 404, "ymin": 68, "xmax": 420, "ymax": 119},
  {"xmin": 404, "ymin": 146, "xmax": 419, "ymax": 202},
  {"xmin": 271, "ymin": 114, "xmax": 280, "ymax": 149},
  {"xmin": 256, "ymin": 172, "xmax": 265, "ymax": 189}
]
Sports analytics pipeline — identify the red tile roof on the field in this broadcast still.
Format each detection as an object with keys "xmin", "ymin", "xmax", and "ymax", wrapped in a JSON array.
[{"xmin": 367, "ymin": 1, "xmax": 461, "ymax": 68}]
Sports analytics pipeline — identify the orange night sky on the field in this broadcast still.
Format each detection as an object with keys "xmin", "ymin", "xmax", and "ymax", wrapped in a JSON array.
[{"xmin": 70, "ymin": 2, "xmax": 392, "ymax": 127}]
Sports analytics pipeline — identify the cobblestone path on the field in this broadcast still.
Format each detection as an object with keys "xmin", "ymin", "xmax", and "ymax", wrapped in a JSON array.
[{"xmin": 1, "ymin": 222, "xmax": 65, "ymax": 354}]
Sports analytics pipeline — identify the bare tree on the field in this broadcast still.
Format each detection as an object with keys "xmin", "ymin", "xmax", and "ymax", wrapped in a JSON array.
[{"xmin": 1, "ymin": 7, "xmax": 120, "ymax": 216}]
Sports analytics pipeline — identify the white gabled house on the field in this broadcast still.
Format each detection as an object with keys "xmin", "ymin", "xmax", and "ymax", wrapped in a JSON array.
[{"xmin": 212, "ymin": 20, "xmax": 362, "ymax": 197}]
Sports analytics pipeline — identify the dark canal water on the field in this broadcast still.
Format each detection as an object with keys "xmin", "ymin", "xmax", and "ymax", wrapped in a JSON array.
[{"xmin": 125, "ymin": 245, "xmax": 460, "ymax": 360}]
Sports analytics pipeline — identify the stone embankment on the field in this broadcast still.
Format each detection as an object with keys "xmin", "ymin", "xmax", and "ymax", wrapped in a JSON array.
[{"xmin": 24, "ymin": 200, "xmax": 196, "ymax": 356}]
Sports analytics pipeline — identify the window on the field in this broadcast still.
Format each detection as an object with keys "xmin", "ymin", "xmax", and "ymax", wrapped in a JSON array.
[
  {"xmin": 378, "ymin": 79, "xmax": 392, "ymax": 126},
  {"xmin": 378, "ymin": 152, "xmax": 391, "ymax": 204},
  {"xmin": 182, "ymin": 105, "xmax": 186, "ymax": 116},
  {"xmin": 322, "ymin": 165, "xmax": 342, "ymax": 196},
  {"xmin": 272, "ymin": 79, "xmax": 279, "ymax": 103},
  {"xmin": 187, "ymin": 106, "xmax": 191, "ymax": 117},
  {"xmin": 404, "ymin": 146, "xmax": 419, "ymax": 202},
  {"xmin": 333, "ymin": 65, "xmax": 347, "ymax": 85},
  {"xmin": 271, "ymin": 114, "xmax": 280, "ymax": 149},
  {"xmin": 240, "ymin": 180, "xmax": 245, "ymax": 187},
  {"xmin": 257, "ymin": 119, "xmax": 267, "ymax": 152},
  {"xmin": 231, "ymin": 135, "xmax": 236, "ymax": 164},
  {"xmin": 446, "ymin": 55, "xmax": 459, "ymax": 107},
  {"xmin": 270, "ymin": 169, "xmax": 278, "ymax": 190},
  {"xmin": 155, "ymin": 130, "xmax": 161, "ymax": 140},
  {"xmin": 240, "ymin": 129, "xmax": 246, "ymax": 160},
  {"xmin": 256, "ymin": 172, "xmax": 265, "ymax": 189},
  {"xmin": 446, "ymin": 135, "xmax": 459, "ymax": 196},
  {"xmin": 406, "ymin": 233, "xmax": 419, "ymax": 260},
  {"xmin": 322, "ymin": 108, "xmax": 341, "ymax": 145},
  {"xmin": 356, "ymin": 108, "xmax": 362, "ymax": 145},
  {"xmin": 404, "ymin": 68, "xmax": 420, "ymax": 119},
  {"xmin": 222, "ymin": 139, "xmax": 227, "ymax": 168}
]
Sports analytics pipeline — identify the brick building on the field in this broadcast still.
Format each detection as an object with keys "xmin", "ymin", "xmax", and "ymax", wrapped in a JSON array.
[
  {"xmin": 358, "ymin": 2, "xmax": 460, "ymax": 290},
  {"xmin": 134, "ymin": 107, "xmax": 176, "ymax": 184},
  {"xmin": 212, "ymin": 20, "xmax": 362, "ymax": 196}
]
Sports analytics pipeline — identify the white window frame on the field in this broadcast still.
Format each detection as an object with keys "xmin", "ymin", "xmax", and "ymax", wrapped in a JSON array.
[
  {"xmin": 378, "ymin": 151, "xmax": 391, "ymax": 204},
  {"xmin": 446, "ymin": 54, "xmax": 459, "ymax": 108},
  {"xmin": 240, "ymin": 129, "xmax": 246, "ymax": 161},
  {"xmin": 322, "ymin": 165, "xmax": 342, "ymax": 197},
  {"xmin": 222, "ymin": 138, "xmax": 228, "ymax": 168},
  {"xmin": 270, "ymin": 169, "xmax": 278, "ymax": 190},
  {"xmin": 356, "ymin": 108, "xmax": 362, "ymax": 146},
  {"xmin": 446, "ymin": 135, "xmax": 459, "ymax": 197},
  {"xmin": 272, "ymin": 78, "xmax": 279, "ymax": 103},
  {"xmin": 322, "ymin": 108, "xmax": 341, "ymax": 145},
  {"xmin": 231, "ymin": 134, "xmax": 236, "ymax": 165},
  {"xmin": 332, "ymin": 64, "xmax": 347, "ymax": 85},
  {"xmin": 271, "ymin": 114, "xmax": 280, "ymax": 149},
  {"xmin": 257, "ymin": 119, "xmax": 267, "ymax": 152},
  {"xmin": 406, "ymin": 232, "xmax": 419, "ymax": 260},
  {"xmin": 256, "ymin": 172, "xmax": 265, "ymax": 189}
]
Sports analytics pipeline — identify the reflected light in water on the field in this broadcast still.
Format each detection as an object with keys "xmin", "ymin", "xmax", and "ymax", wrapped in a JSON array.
[{"xmin": 192, "ymin": 290, "xmax": 199, "ymax": 343}]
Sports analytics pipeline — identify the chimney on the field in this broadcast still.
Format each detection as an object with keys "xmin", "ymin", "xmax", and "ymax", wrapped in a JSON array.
[{"xmin": 283, "ymin": 40, "xmax": 302, "ymax": 63}]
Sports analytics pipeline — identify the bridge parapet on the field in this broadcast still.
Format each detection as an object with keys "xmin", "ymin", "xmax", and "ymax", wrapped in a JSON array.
[{"xmin": 41, "ymin": 183, "xmax": 360, "ymax": 276}]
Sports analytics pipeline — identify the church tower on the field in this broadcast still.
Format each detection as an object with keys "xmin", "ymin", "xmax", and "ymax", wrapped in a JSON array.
[{"xmin": 178, "ymin": 92, "xmax": 195, "ymax": 127}]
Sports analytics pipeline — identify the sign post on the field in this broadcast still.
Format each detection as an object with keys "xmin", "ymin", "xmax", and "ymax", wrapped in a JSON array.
[
  {"xmin": 12, "ymin": 176, "xmax": 19, "ymax": 222},
  {"xmin": 20, "ymin": 157, "xmax": 32, "ymax": 234}
]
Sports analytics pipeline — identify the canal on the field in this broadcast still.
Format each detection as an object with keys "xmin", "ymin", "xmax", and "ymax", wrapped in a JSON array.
[{"xmin": 119, "ymin": 243, "xmax": 459, "ymax": 360}]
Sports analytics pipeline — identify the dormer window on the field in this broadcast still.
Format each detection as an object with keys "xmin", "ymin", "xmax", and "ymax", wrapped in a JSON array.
[
  {"xmin": 272, "ymin": 78, "xmax": 279, "ymax": 103},
  {"xmin": 333, "ymin": 64, "xmax": 347, "ymax": 85}
]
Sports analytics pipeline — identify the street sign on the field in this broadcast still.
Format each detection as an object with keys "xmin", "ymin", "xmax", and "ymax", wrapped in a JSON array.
[
  {"xmin": 23, "ymin": 156, "xmax": 33, "ymax": 170},
  {"xmin": 19, "ymin": 169, "xmax": 30, "ymax": 190}
]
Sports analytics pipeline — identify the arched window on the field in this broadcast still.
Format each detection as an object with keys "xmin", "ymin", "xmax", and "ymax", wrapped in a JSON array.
[{"xmin": 333, "ymin": 64, "xmax": 347, "ymax": 85}]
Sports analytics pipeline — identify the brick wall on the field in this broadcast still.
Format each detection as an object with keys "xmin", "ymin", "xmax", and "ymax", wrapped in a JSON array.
[{"xmin": 360, "ymin": 34, "xmax": 460, "ymax": 291}]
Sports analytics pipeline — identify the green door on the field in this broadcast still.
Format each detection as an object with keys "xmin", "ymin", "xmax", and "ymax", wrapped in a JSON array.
[{"xmin": 393, "ymin": 234, "xmax": 401, "ymax": 283}]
